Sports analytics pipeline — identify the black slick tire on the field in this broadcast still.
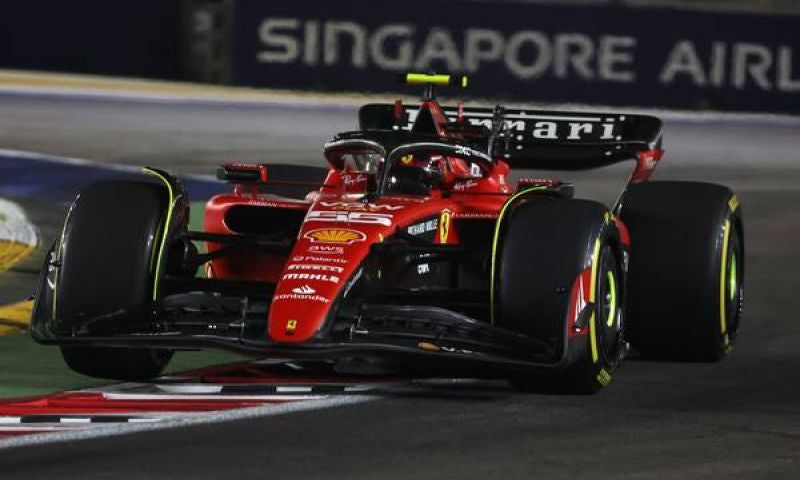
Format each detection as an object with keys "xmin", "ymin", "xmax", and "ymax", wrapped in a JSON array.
[
  {"xmin": 494, "ymin": 197, "xmax": 626, "ymax": 394},
  {"xmin": 619, "ymin": 181, "xmax": 744, "ymax": 361},
  {"xmin": 54, "ymin": 180, "xmax": 179, "ymax": 380}
]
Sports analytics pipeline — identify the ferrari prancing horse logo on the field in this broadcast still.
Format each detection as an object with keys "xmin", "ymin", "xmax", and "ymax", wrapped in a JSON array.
[
  {"xmin": 439, "ymin": 209, "xmax": 452, "ymax": 244},
  {"xmin": 285, "ymin": 319, "xmax": 298, "ymax": 335}
]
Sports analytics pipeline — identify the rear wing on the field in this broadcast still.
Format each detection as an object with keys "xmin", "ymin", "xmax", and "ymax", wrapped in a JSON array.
[{"xmin": 359, "ymin": 104, "xmax": 663, "ymax": 171}]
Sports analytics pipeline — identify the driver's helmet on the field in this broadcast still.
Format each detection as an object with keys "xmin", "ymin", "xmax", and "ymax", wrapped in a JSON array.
[{"xmin": 386, "ymin": 153, "xmax": 446, "ymax": 195}]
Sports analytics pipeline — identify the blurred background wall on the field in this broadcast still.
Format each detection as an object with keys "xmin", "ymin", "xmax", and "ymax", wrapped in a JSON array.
[
  {"xmin": 0, "ymin": 0, "xmax": 797, "ymax": 113},
  {"xmin": 466, "ymin": 0, "xmax": 800, "ymax": 13},
  {"xmin": 0, "ymin": 1, "xmax": 183, "ymax": 79}
]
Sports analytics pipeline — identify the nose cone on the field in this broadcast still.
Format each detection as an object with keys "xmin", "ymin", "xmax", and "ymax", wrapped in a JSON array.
[
  {"xmin": 267, "ymin": 225, "xmax": 379, "ymax": 342},
  {"xmin": 269, "ymin": 197, "xmax": 453, "ymax": 342}
]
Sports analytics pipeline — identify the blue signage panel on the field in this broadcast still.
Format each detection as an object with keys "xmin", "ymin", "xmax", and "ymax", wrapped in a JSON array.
[{"xmin": 230, "ymin": 0, "xmax": 800, "ymax": 113}]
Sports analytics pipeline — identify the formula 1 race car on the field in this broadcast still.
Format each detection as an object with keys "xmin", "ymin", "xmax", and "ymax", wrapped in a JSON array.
[{"xmin": 31, "ymin": 73, "xmax": 744, "ymax": 393}]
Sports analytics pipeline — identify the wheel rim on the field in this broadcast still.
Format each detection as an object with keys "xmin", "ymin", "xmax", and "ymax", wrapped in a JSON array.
[
  {"xmin": 728, "ymin": 251, "xmax": 738, "ymax": 302},
  {"xmin": 724, "ymin": 233, "xmax": 743, "ymax": 335},
  {"xmin": 597, "ymin": 246, "xmax": 622, "ymax": 363},
  {"xmin": 605, "ymin": 270, "xmax": 618, "ymax": 328}
]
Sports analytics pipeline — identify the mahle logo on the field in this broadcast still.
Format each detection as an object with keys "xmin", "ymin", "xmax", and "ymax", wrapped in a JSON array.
[{"xmin": 304, "ymin": 228, "xmax": 366, "ymax": 244}]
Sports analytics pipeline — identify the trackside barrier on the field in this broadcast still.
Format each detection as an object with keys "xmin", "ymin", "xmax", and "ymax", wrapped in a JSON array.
[{"xmin": 197, "ymin": 0, "xmax": 799, "ymax": 113}]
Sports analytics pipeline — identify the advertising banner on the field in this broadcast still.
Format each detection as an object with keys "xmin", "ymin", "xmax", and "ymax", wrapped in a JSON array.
[{"xmin": 230, "ymin": 0, "xmax": 800, "ymax": 113}]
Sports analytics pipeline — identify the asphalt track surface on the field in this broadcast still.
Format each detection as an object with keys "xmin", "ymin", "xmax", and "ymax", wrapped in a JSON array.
[{"xmin": 1, "ymin": 93, "xmax": 799, "ymax": 479}]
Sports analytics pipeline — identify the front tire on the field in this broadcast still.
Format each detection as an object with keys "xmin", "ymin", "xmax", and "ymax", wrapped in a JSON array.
[
  {"xmin": 493, "ymin": 197, "xmax": 626, "ymax": 394},
  {"xmin": 61, "ymin": 346, "xmax": 172, "ymax": 381},
  {"xmin": 45, "ymin": 179, "xmax": 185, "ymax": 380}
]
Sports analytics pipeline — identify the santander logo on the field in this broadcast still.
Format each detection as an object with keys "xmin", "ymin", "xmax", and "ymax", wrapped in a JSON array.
[{"xmin": 292, "ymin": 285, "xmax": 316, "ymax": 295}]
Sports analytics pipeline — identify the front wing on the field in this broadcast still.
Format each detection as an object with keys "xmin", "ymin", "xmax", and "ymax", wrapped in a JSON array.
[{"xmin": 31, "ymin": 286, "xmax": 586, "ymax": 378}]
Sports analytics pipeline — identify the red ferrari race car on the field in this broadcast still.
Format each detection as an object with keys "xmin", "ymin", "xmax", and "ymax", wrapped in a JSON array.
[{"xmin": 31, "ymin": 74, "xmax": 744, "ymax": 393}]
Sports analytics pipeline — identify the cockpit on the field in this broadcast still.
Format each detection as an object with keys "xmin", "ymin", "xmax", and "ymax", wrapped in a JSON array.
[{"xmin": 323, "ymin": 133, "xmax": 492, "ymax": 198}]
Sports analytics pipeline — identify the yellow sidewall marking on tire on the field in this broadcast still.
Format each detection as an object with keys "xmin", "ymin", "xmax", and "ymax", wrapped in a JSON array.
[
  {"xmin": 488, "ymin": 187, "xmax": 544, "ymax": 325},
  {"xmin": 142, "ymin": 168, "xmax": 177, "ymax": 302},
  {"xmin": 719, "ymin": 218, "xmax": 731, "ymax": 335},
  {"xmin": 589, "ymin": 237, "xmax": 602, "ymax": 364}
]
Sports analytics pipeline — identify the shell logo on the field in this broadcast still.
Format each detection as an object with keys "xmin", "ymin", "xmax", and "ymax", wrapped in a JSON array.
[{"xmin": 304, "ymin": 228, "xmax": 366, "ymax": 244}]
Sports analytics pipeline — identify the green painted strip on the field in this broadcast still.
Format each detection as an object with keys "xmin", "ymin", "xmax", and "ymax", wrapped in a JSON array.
[
  {"xmin": 189, "ymin": 201, "xmax": 206, "ymax": 232},
  {"xmin": 0, "ymin": 333, "xmax": 245, "ymax": 399},
  {"xmin": 189, "ymin": 201, "xmax": 208, "ymax": 277}
]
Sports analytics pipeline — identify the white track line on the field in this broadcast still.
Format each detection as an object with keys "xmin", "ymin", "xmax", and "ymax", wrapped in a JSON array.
[
  {"xmin": 0, "ymin": 147, "xmax": 376, "ymax": 449},
  {"xmin": 99, "ymin": 393, "xmax": 328, "ymax": 401},
  {"xmin": 0, "ymin": 394, "xmax": 376, "ymax": 450}
]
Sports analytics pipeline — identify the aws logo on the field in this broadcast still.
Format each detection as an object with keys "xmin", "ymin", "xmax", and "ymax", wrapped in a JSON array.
[
  {"xmin": 307, "ymin": 245, "xmax": 345, "ymax": 255},
  {"xmin": 304, "ymin": 228, "xmax": 366, "ymax": 244}
]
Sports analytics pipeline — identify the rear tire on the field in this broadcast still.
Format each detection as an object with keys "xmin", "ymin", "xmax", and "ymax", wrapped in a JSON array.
[
  {"xmin": 620, "ymin": 181, "xmax": 743, "ymax": 361},
  {"xmin": 53, "ymin": 179, "xmax": 183, "ymax": 380},
  {"xmin": 494, "ymin": 197, "xmax": 626, "ymax": 394}
]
